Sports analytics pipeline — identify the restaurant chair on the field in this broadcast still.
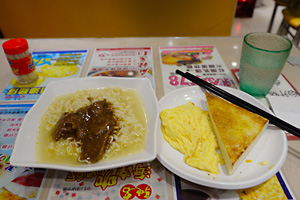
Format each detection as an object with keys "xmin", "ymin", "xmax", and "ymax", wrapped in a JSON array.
[
  {"xmin": 267, "ymin": 0, "xmax": 300, "ymax": 33},
  {"xmin": 277, "ymin": 7, "xmax": 300, "ymax": 46}
]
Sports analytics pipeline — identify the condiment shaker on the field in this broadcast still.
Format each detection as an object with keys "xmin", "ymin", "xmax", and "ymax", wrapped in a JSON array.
[{"xmin": 2, "ymin": 38, "xmax": 38, "ymax": 84}]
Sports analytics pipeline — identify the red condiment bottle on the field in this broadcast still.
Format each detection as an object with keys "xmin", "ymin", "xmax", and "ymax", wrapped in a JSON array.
[{"xmin": 2, "ymin": 38, "xmax": 38, "ymax": 84}]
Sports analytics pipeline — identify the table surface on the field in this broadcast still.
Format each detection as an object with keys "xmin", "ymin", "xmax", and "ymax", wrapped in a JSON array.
[{"xmin": 0, "ymin": 37, "xmax": 300, "ymax": 199}]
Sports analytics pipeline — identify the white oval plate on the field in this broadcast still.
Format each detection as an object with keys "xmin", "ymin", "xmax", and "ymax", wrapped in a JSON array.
[{"xmin": 157, "ymin": 86, "xmax": 287, "ymax": 190}]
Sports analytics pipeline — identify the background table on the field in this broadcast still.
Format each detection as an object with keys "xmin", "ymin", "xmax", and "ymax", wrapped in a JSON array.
[{"xmin": 1, "ymin": 37, "xmax": 300, "ymax": 199}]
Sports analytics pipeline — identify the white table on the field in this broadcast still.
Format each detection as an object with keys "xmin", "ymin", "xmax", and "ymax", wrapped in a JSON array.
[{"xmin": 1, "ymin": 37, "xmax": 300, "ymax": 199}]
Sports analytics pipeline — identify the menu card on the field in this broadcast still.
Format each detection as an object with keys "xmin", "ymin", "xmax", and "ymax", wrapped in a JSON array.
[
  {"xmin": 268, "ymin": 97, "xmax": 300, "ymax": 128},
  {"xmin": 0, "ymin": 104, "xmax": 47, "ymax": 199},
  {"xmin": 86, "ymin": 47, "xmax": 155, "ymax": 88},
  {"xmin": 0, "ymin": 50, "xmax": 88, "ymax": 101},
  {"xmin": 231, "ymin": 69, "xmax": 300, "ymax": 98},
  {"xmin": 47, "ymin": 160, "xmax": 169, "ymax": 200},
  {"xmin": 158, "ymin": 46, "xmax": 237, "ymax": 94}
]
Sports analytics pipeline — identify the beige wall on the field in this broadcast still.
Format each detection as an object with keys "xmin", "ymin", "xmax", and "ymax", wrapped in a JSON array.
[{"xmin": 0, "ymin": 0, "xmax": 237, "ymax": 38}]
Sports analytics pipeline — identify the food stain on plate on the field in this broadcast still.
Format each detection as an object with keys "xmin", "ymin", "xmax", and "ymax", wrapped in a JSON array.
[{"xmin": 258, "ymin": 161, "xmax": 270, "ymax": 166}]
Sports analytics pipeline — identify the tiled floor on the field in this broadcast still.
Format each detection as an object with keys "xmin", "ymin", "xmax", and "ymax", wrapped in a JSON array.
[{"xmin": 231, "ymin": 0, "xmax": 284, "ymax": 37}]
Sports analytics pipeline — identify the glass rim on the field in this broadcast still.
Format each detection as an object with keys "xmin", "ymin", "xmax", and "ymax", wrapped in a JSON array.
[{"xmin": 244, "ymin": 32, "xmax": 292, "ymax": 53}]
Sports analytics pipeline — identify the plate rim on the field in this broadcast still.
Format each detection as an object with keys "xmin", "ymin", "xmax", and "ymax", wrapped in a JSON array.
[{"xmin": 157, "ymin": 85, "xmax": 288, "ymax": 189}]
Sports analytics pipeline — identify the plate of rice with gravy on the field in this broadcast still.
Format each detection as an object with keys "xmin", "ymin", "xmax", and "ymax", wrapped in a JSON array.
[{"xmin": 11, "ymin": 77, "xmax": 158, "ymax": 172}]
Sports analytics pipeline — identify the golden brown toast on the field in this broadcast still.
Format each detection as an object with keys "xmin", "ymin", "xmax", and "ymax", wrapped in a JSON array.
[{"xmin": 205, "ymin": 92, "xmax": 269, "ymax": 175}]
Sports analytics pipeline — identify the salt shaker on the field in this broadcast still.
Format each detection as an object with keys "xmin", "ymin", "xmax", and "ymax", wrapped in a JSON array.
[{"xmin": 2, "ymin": 38, "xmax": 38, "ymax": 84}]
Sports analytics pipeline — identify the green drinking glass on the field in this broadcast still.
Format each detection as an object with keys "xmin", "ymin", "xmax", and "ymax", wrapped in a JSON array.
[{"xmin": 239, "ymin": 32, "xmax": 292, "ymax": 97}]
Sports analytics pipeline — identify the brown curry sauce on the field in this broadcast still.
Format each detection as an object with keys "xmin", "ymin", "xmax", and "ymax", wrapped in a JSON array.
[{"xmin": 52, "ymin": 99, "xmax": 118, "ymax": 163}]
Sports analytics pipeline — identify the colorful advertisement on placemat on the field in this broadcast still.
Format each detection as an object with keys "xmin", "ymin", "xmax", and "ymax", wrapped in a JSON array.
[
  {"xmin": 0, "ymin": 50, "xmax": 88, "ymax": 101},
  {"xmin": 158, "ymin": 46, "xmax": 237, "ymax": 94},
  {"xmin": 0, "ymin": 104, "xmax": 47, "ymax": 199},
  {"xmin": 173, "ymin": 171, "xmax": 295, "ymax": 200},
  {"xmin": 47, "ymin": 160, "xmax": 168, "ymax": 200},
  {"xmin": 86, "ymin": 47, "xmax": 155, "ymax": 88}
]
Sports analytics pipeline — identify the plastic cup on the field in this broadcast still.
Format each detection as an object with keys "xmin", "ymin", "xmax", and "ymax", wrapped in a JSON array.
[{"xmin": 239, "ymin": 32, "xmax": 292, "ymax": 97}]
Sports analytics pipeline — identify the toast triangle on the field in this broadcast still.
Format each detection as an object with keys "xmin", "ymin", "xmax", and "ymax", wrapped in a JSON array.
[{"xmin": 205, "ymin": 92, "xmax": 269, "ymax": 175}]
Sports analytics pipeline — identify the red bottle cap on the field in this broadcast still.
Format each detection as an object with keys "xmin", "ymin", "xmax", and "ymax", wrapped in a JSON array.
[{"xmin": 2, "ymin": 38, "xmax": 29, "ymax": 55}]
